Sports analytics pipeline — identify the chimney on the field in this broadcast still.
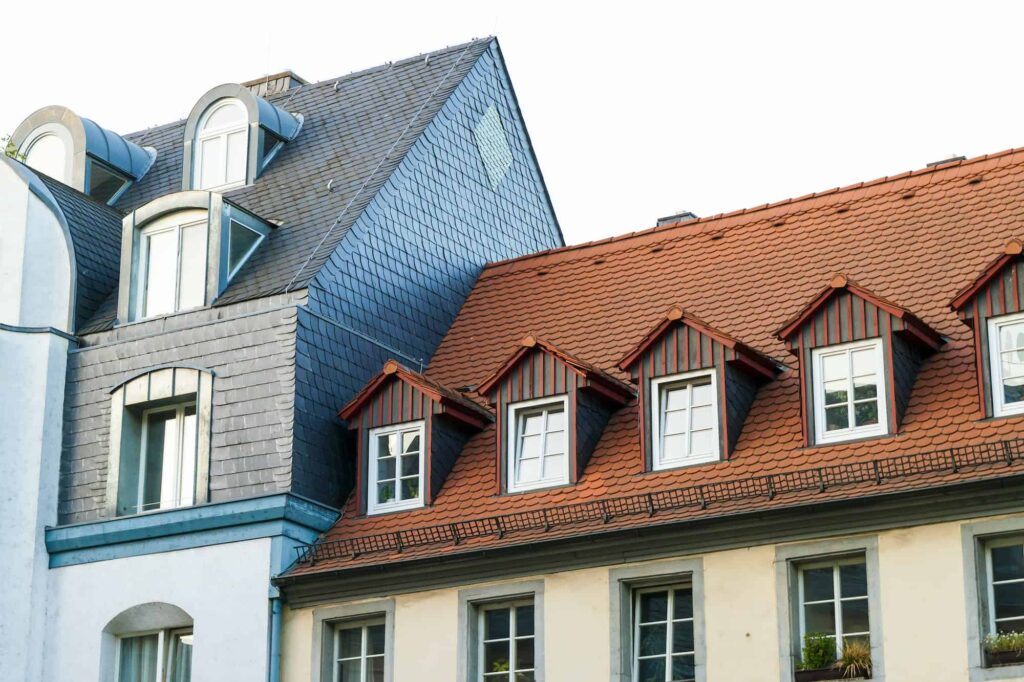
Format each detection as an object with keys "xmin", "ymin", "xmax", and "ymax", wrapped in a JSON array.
[
  {"xmin": 657, "ymin": 210, "xmax": 698, "ymax": 227},
  {"xmin": 241, "ymin": 71, "xmax": 308, "ymax": 98}
]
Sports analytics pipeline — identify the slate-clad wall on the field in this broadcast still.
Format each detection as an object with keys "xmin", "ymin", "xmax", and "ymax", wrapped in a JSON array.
[
  {"xmin": 296, "ymin": 43, "xmax": 561, "ymax": 505},
  {"xmin": 58, "ymin": 293, "xmax": 302, "ymax": 524}
]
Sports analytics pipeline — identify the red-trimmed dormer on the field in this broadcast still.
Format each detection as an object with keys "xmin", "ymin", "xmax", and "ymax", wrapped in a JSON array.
[
  {"xmin": 339, "ymin": 360, "xmax": 491, "ymax": 515},
  {"xmin": 951, "ymin": 239, "xmax": 1024, "ymax": 418},
  {"xmin": 618, "ymin": 306, "xmax": 778, "ymax": 469},
  {"xmin": 778, "ymin": 275, "xmax": 942, "ymax": 446},
  {"xmin": 476, "ymin": 336, "xmax": 634, "ymax": 494}
]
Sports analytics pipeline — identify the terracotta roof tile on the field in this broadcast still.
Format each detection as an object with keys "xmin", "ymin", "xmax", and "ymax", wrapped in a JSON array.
[{"xmin": 290, "ymin": 146, "xmax": 1024, "ymax": 575}]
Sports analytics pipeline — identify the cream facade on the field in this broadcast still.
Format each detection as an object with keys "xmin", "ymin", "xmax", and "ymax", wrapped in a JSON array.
[{"xmin": 280, "ymin": 511, "xmax": 1024, "ymax": 682}]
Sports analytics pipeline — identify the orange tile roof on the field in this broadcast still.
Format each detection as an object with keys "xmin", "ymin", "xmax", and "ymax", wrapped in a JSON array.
[{"xmin": 289, "ymin": 146, "xmax": 1024, "ymax": 576}]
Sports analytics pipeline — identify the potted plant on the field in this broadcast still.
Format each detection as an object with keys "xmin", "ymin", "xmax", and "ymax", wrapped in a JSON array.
[
  {"xmin": 984, "ymin": 631, "xmax": 1024, "ymax": 667},
  {"xmin": 795, "ymin": 634, "xmax": 872, "ymax": 681}
]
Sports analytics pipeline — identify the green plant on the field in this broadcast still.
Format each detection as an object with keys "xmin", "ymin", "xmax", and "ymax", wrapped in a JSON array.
[
  {"xmin": 984, "ymin": 631, "xmax": 1024, "ymax": 654},
  {"xmin": 835, "ymin": 639, "xmax": 872, "ymax": 678},
  {"xmin": 799, "ymin": 632, "xmax": 836, "ymax": 670}
]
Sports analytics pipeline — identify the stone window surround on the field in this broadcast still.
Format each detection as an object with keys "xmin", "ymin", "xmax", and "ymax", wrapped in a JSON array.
[
  {"xmin": 608, "ymin": 558, "xmax": 707, "ymax": 682},
  {"xmin": 961, "ymin": 515, "xmax": 1024, "ymax": 681},
  {"xmin": 311, "ymin": 598, "xmax": 396, "ymax": 682},
  {"xmin": 103, "ymin": 365, "xmax": 214, "ymax": 518},
  {"xmin": 774, "ymin": 535, "xmax": 885, "ymax": 682},
  {"xmin": 457, "ymin": 580, "xmax": 545, "ymax": 682}
]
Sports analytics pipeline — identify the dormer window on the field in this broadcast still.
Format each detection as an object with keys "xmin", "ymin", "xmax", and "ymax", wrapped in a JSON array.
[
  {"xmin": 507, "ymin": 396, "xmax": 568, "ymax": 492},
  {"xmin": 137, "ymin": 209, "xmax": 208, "ymax": 318},
  {"xmin": 650, "ymin": 370, "xmax": 719, "ymax": 469},
  {"xmin": 194, "ymin": 99, "xmax": 248, "ymax": 190},
  {"xmin": 367, "ymin": 420, "xmax": 425, "ymax": 514},
  {"xmin": 811, "ymin": 339, "xmax": 886, "ymax": 444}
]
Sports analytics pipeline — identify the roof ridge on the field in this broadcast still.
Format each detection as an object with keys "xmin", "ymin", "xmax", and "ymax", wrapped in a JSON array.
[{"xmin": 480, "ymin": 145, "xmax": 1024, "ymax": 275}]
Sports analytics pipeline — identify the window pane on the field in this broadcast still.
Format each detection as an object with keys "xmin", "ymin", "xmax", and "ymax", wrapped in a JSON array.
[
  {"xmin": 637, "ymin": 657, "xmax": 666, "ymax": 682},
  {"xmin": 825, "ymin": 405, "xmax": 849, "ymax": 432},
  {"xmin": 366, "ymin": 656, "xmax": 385, "ymax": 682},
  {"xmin": 839, "ymin": 562, "xmax": 867, "ymax": 597},
  {"xmin": 672, "ymin": 620, "xmax": 694, "ymax": 653},
  {"xmin": 823, "ymin": 380, "xmax": 847, "ymax": 405},
  {"xmin": 639, "ymin": 623, "xmax": 667, "ymax": 656},
  {"xmin": 225, "ymin": 130, "xmax": 247, "ymax": 184},
  {"xmin": 168, "ymin": 632, "xmax": 193, "ymax": 682},
  {"xmin": 673, "ymin": 588, "xmax": 693, "ymax": 620},
  {"xmin": 822, "ymin": 353, "xmax": 847, "ymax": 382},
  {"xmin": 199, "ymin": 136, "xmax": 224, "ymax": 189},
  {"xmin": 992, "ymin": 545, "xmax": 1024, "ymax": 582},
  {"xmin": 118, "ymin": 634, "xmax": 159, "ymax": 682},
  {"xmin": 640, "ymin": 591, "xmax": 669, "ymax": 622},
  {"xmin": 854, "ymin": 401, "xmax": 878, "ymax": 427},
  {"xmin": 337, "ymin": 659, "xmax": 361, "ymax": 682},
  {"xmin": 803, "ymin": 567, "xmax": 834, "ymax": 601},
  {"xmin": 337, "ymin": 626, "xmax": 362, "ymax": 658},
  {"xmin": 516, "ymin": 638, "xmax": 535, "ymax": 669},
  {"xmin": 177, "ymin": 223, "xmax": 206, "ymax": 311},
  {"xmin": 484, "ymin": 608, "xmax": 510, "ymax": 640},
  {"xmin": 671, "ymin": 654, "xmax": 696, "ymax": 681},
  {"xmin": 228, "ymin": 222, "xmax": 261, "ymax": 274},
  {"xmin": 143, "ymin": 228, "xmax": 177, "ymax": 317},
  {"xmin": 841, "ymin": 598, "xmax": 870, "ymax": 634},
  {"xmin": 804, "ymin": 602, "xmax": 837, "ymax": 635},
  {"xmin": 484, "ymin": 641, "xmax": 511, "ymax": 673},
  {"xmin": 367, "ymin": 624, "xmax": 385, "ymax": 655},
  {"xmin": 516, "ymin": 605, "xmax": 534, "ymax": 636},
  {"xmin": 852, "ymin": 377, "xmax": 877, "ymax": 400},
  {"xmin": 994, "ymin": 582, "xmax": 1024, "ymax": 620},
  {"xmin": 851, "ymin": 348, "xmax": 876, "ymax": 377}
]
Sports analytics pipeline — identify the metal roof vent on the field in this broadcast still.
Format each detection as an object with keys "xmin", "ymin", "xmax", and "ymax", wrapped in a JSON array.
[
  {"xmin": 241, "ymin": 71, "xmax": 308, "ymax": 98},
  {"xmin": 657, "ymin": 210, "xmax": 698, "ymax": 227}
]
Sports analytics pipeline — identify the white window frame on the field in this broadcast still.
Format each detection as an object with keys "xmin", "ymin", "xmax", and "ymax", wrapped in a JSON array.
[
  {"xmin": 367, "ymin": 420, "xmax": 425, "ymax": 515},
  {"xmin": 125, "ymin": 402, "xmax": 198, "ymax": 515},
  {"xmin": 476, "ymin": 599, "xmax": 536, "ymax": 682},
  {"xmin": 114, "ymin": 627, "xmax": 193, "ymax": 682},
  {"xmin": 193, "ymin": 99, "xmax": 248, "ymax": 191},
  {"xmin": 332, "ymin": 618, "xmax": 386, "ymax": 682},
  {"xmin": 811, "ymin": 338, "xmax": 888, "ymax": 444},
  {"xmin": 984, "ymin": 537, "xmax": 1024, "ymax": 636},
  {"xmin": 797, "ymin": 556, "xmax": 870, "ymax": 660},
  {"xmin": 988, "ymin": 311, "xmax": 1024, "ymax": 418},
  {"xmin": 506, "ymin": 395, "xmax": 570, "ymax": 493},
  {"xmin": 632, "ymin": 584, "xmax": 696, "ymax": 682},
  {"xmin": 134, "ymin": 211, "xmax": 209, "ymax": 320},
  {"xmin": 649, "ymin": 369, "xmax": 720, "ymax": 470}
]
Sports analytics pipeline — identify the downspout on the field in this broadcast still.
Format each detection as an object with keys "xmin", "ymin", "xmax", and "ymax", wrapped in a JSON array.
[{"xmin": 269, "ymin": 596, "xmax": 283, "ymax": 682}]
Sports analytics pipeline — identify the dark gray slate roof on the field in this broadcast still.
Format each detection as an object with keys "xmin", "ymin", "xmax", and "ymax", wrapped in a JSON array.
[
  {"xmin": 79, "ymin": 38, "xmax": 493, "ymax": 333},
  {"xmin": 36, "ymin": 173, "xmax": 123, "ymax": 328}
]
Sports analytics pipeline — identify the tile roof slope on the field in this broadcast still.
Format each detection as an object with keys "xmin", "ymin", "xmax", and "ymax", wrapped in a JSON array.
[
  {"xmin": 35, "ymin": 173, "xmax": 124, "ymax": 328},
  {"xmin": 290, "ymin": 147, "xmax": 1024, "ymax": 575},
  {"xmin": 79, "ymin": 39, "xmax": 492, "ymax": 333}
]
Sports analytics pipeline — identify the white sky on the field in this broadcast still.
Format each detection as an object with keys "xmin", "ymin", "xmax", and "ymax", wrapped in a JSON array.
[{"xmin": 2, "ymin": 1, "xmax": 1022, "ymax": 245}]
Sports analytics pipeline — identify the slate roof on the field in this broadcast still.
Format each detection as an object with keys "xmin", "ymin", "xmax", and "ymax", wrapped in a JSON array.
[
  {"xmin": 34, "ymin": 173, "xmax": 123, "ymax": 328},
  {"xmin": 287, "ymin": 146, "xmax": 1024, "ymax": 576},
  {"xmin": 78, "ymin": 38, "xmax": 494, "ymax": 333}
]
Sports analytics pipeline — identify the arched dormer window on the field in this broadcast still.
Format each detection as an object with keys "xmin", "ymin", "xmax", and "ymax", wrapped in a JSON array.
[
  {"xmin": 182, "ymin": 84, "xmax": 302, "ymax": 191},
  {"xmin": 194, "ymin": 99, "xmax": 248, "ymax": 191}
]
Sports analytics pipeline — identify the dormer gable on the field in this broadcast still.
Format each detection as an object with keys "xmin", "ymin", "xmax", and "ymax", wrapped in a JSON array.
[
  {"xmin": 477, "ymin": 336, "xmax": 633, "ymax": 492},
  {"xmin": 618, "ymin": 307, "xmax": 778, "ymax": 465},
  {"xmin": 951, "ymin": 240, "xmax": 1024, "ymax": 417},
  {"xmin": 778, "ymin": 275, "xmax": 942, "ymax": 444},
  {"xmin": 339, "ymin": 360, "xmax": 490, "ymax": 514}
]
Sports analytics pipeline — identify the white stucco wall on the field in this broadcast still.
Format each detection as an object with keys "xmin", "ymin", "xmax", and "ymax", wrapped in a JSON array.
[
  {"xmin": 44, "ymin": 538, "xmax": 274, "ymax": 682},
  {"xmin": 0, "ymin": 158, "xmax": 73, "ymax": 682}
]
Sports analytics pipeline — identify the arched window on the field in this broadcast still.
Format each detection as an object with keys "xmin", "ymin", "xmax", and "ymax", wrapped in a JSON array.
[
  {"xmin": 22, "ymin": 128, "xmax": 69, "ymax": 183},
  {"xmin": 193, "ymin": 99, "xmax": 247, "ymax": 190}
]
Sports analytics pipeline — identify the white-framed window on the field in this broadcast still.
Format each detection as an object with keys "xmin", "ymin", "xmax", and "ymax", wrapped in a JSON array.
[
  {"xmin": 193, "ymin": 99, "xmax": 248, "ymax": 190},
  {"xmin": 650, "ymin": 370, "xmax": 719, "ymax": 470},
  {"xmin": 135, "ymin": 210, "xmax": 208, "ymax": 319},
  {"xmin": 988, "ymin": 312, "xmax": 1024, "ymax": 417},
  {"xmin": 811, "ymin": 339, "xmax": 887, "ymax": 444},
  {"xmin": 333, "ymin": 619, "xmax": 385, "ymax": 682},
  {"xmin": 116, "ymin": 628, "xmax": 193, "ymax": 682},
  {"xmin": 984, "ymin": 538, "xmax": 1024, "ymax": 635},
  {"xmin": 632, "ymin": 585, "xmax": 695, "ymax": 682},
  {"xmin": 367, "ymin": 421, "xmax": 425, "ymax": 514},
  {"xmin": 117, "ymin": 402, "xmax": 198, "ymax": 516},
  {"xmin": 506, "ymin": 395, "xmax": 569, "ymax": 493},
  {"xmin": 797, "ymin": 557, "xmax": 870, "ymax": 660},
  {"xmin": 478, "ymin": 600, "xmax": 536, "ymax": 682}
]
